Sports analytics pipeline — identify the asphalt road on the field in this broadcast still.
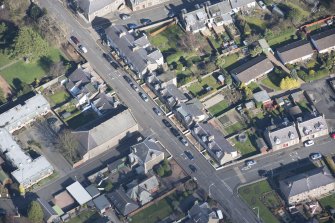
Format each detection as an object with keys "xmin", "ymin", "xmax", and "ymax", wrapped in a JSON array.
[{"xmin": 37, "ymin": 0, "xmax": 260, "ymax": 222}]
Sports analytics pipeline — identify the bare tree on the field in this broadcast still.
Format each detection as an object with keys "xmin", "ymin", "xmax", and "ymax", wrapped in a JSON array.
[
  {"xmin": 49, "ymin": 61, "xmax": 67, "ymax": 78},
  {"xmin": 58, "ymin": 129, "xmax": 79, "ymax": 162}
]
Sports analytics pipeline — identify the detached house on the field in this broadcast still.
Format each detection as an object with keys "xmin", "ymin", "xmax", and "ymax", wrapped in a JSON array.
[
  {"xmin": 126, "ymin": 175, "xmax": 159, "ymax": 205},
  {"xmin": 230, "ymin": 54, "xmax": 274, "ymax": 85},
  {"xmin": 105, "ymin": 25, "xmax": 164, "ymax": 77},
  {"xmin": 310, "ymin": 28, "xmax": 335, "ymax": 54},
  {"xmin": 264, "ymin": 121, "xmax": 299, "ymax": 151},
  {"xmin": 126, "ymin": 0, "xmax": 168, "ymax": 11},
  {"xmin": 296, "ymin": 113, "xmax": 328, "ymax": 142},
  {"xmin": 181, "ymin": 6, "xmax": 208, "ymax": 33},
  {"xmin": 276, "ymin": 40, "xmax": 314, "ymax": 65},
  {"xmin": 78, "ymin": 0, "xmax": 125, "ymax": 22},
  {"xmin": 206, "ymin": 0, "xmax": 233, "ymax": 26},
  {"xmin": 187, "ymin": 201, "xmax": 219, "ymax": 223},
  {"xmin": 191, "ymin": 122, "xmax": 239, "ymax": 165}
]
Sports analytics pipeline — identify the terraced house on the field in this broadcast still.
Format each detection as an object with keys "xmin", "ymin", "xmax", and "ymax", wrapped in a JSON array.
[
  {"xmin": 276, "ymin": 39, "xmax": 314, "ymax": 65},
  {"xmin": 310, "ymin": 28, "xmax": 335, "ymax": 54}
]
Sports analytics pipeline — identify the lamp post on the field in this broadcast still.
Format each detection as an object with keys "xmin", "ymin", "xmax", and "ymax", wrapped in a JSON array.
[{"xmin": 253, "ymin": 207, "xmax": 260, "ymax": 219}]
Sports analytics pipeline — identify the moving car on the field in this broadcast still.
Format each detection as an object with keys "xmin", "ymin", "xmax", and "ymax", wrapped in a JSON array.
[
  {"xmin": 185, "ymin": 150, "xmax": 194, "ymax": 160},
  {"xmin": 70, "ymin": 36, "xmax": 80, "ymax": 45},
  {"xmin": 162, "ymin": 119, "xmax": 172, "ymax": 128},
  {"xmin": 180, "ymin": 137, "xmax": 189, "ymax": 146},
  {"xmin": 139, "ymin": 92, "xmax": 148, "ymax": 102},
  {"xmin": 310, "ymin": 153, "xmax": 322, "ymax": 160},
  {"xmin": 120, "ymin": 14, "xmax": 130, "ymax": 20},
  {"xmin": 153, "ymin": 107, "xmax": 162, "ymax": 116},
  {"xmin": 304, "ymin": 140, "xmax": 314, "ymax": 147},
  {"xmin": 189, "ymin": 164, "xmax": 197, "ymax": 173},
  {"xmin": 246, "ymin": 160, "xmax": 257, "ymax": 166},
  {"xmin": 131, "ymin": 83, "xmax": 139, "ymax": 91},
  {"xmin": 170, "ymin": 127, "xmax": 180, "ymax": 137},
  {"xmin": 78, "ymin": 45, "xmax": 88, "ymax": 53}
]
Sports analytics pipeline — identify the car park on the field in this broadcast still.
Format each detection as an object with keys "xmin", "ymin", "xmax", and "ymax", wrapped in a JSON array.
[
  {"xmin": 185, "ymin": 150, "xmax": 194, "ymax": 160},
  {"xmin": 246, "ymin": 160, "xmax": 257, "ymax": 166},
  {"xmin": 162, "ymin": 119, "xmax": 172, "ymax": 128},
  {"xmin": 180, "ymin": 137, "xmax": 189, "ymax": 146},
  {"xmin": 304, "ymin": 140, "xmax": 314, "ymax": 147},
  {"xmin": 139, "ymin": 92, "xmax": 148, "ymax": 102},
  {"xmin": 189, "ymin": 164, "xmax": 197, "ymax": 173},
  {"xmin": 131, "ymin": 83, "xmax": 139, "ymax": 91},
  {"xmin": 153, "ymin": 107, "xmax": 162, "ymax": 116},
  {"xmin": 310, "ymin": 153, "xmax": 322, "ymax": 160},
  {"xmin": 70, "ymin": 36, "xmax": 80, "ymax": 45},
  {"xmin": 170, "ymin": 127, "xmax": 180, "ymax": 137},
  {"xmin": 78, "ymin": 45, "xmax": 88, "ymax": 53},
  {"xmin": 120, "ymin": 14, "xmax": 130, "ymax": 20}
]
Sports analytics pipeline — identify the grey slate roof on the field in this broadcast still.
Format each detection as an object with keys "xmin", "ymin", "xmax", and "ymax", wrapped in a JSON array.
[
  {"xmin": 79, "ymin": 0, "xmax": 114, "ymax": 15},
  {"xmin": 85, "ymin": 185, "xmax": 101, "ymax": 198},
  {"xmin": 93, "ymin": 194, "xmax": 111, "ymax": 211},
  {"xmin": 297, "ymin": 114, "xmax": 328, "ymax": 137},
  {"xmin": 130, "ymin": 137, "xmax": 164, "ymax": 164},
  {"xmin": 276, "ymin": 39, "xmax": 314, "ymax": 64},
  {"xmin": 230, "ymin": 0, "xmax": 256, "ymax": 9},
  {"xmin": 310, "ymin": 28, "xmax": 335, "ymax": 52},
  {"xmin": 126, "ymin": 175, "xmax": 159, "ymax": 205},
  {"xmin": 266, "ymin": 121, "xmax": 299, "ymax": 147},
  {"xmin": 165, "ymin": 84, "xmax": 188, "ymax": 102},
  {"xmin": 280, "ymin": 167, "xmax": 335, "ymax": 200},
  {"xmin": 207, "ymin": 0, "xmax": 232, "ymax": 16},
  {"xmin": 253, "ymin": 90, "xmax": 271, "ymax": 103},
  {"xmin": 182, "ymin": 7, "xmax": 208, "ymax": 32},
  {"xmin": 107, "ymin": 189, "xmax": 139, "ymax": 216},
  {"xmin": 188, "ymin": 201, "xmax": 218, "ymax": 223},
  {"xmin": 230, "ymin": 54, "xmax": 274, "ymax": 83}
]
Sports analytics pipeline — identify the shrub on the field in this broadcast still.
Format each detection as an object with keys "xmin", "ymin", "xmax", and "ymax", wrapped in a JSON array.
[{"xmin": 279, "ymin": 77, "xmax": 301, "ymax": 90}]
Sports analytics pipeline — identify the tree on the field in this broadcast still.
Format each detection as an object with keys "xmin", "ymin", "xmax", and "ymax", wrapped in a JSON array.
[
  {"xmin": 27, "ymin": 201, "xmax": 44, "ymax": 223},
  {"xmin": 288, "ymin": 8, "xmax": 303, "ymax": 25},
  {"xmin": 279, "ymin": 77, "xmax": 301, "ymax": 90},
  {"xmin": 49, "ymin": 61, "xmax": 67, "ymax": 78},
  {"xmin": 28, "ymin": 3, "xmax": 44, "ymax": 20},
  {"xmin": 156, "ymin": 166, "xmax": 165, "ymax": 177},
  {"xmin": 11, "ymin": 27, "xmax": 48, "ymax": 61},
  {"xmin": 250, "ymin": 45, "xmax": 262, "ymax": 57},
  {"xmin": 244, "ymin": 23, "xmax": 251, "ymax": 35},
  {"xmin": 37, "ymin": 14, "xmax": 68, "ymax": 47},
  {"xmin": 223, "ymin": 72, "xmax": 232, "ymax": 86},
  {"xmin": 0, "ymin": 88, "xmax": 6, "ymax": 104},
  {"xmin": 58, "ymin": 129, "xmax": 79, "ymax": 162},
  {"xmin": 0, "ymin": 22, "xmax": 7, "ymax": 39},
  {"xmin": 215, "ymin": 57, "xmax": 226, "ymax": 69}
]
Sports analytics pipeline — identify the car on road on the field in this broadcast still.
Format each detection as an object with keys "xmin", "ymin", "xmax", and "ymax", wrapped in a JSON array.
[
  {"xmin": 162, "ymin": 119, "xmax": 172, "ymax": 128},
  {"xmin": 127, "ymin": 23, "xmax": 137, "ymax": 29},
  {"xmin": 123, "ymin": 75, "xmax": 132, "ymax": 84},
  {"xmin": 184, "ymin": 150, "xmax": 194, "ymax": 160},
  {"xmin": 110, "ymin": 61, "xmax": 119, "ymax": 69},
  {"xmin": 103, "ymin": 53, "xmax": 113, "ymax": 63},
  {"xmin": 78, "ymin": 45, "xmax": 88, "ymax": 53},
  {"xmin": 189, "ymin": 164, "xmax": 197, "ymax": 173},
  {"xmin": 304, "ymin": 140, "xmax": 314, "ymax": 147},
  {"xmin": 331, "ymin": 133, "xmax": 335, "ymax": 139},
  {"xmin": 70, "ymin": 35, "xmax": 80, "ymax": 45},
  {"xmin": 120, "ymin": 14, "xmax": 130, "ymax": 20},
  {"xmin": 139, "ymin": 92, "xmax": 148, "ymax": 102},
  {"xmin": 170, "ymin": 127, "xmax": 180, "ymax": 137},
  {"xmin": 246, "ymin": 160, "xmax": 257, "ymax": 166},
  {"xmin": 153, "ymin": 107, "xmax": 162, "ymax": 116},
  {"xmin": 131, "ymin": 83, "xmax": 139, "ymax": 91},
  {"xmin": 168, "ymin": 11, "xmax": 175, "ymax": 18},
  {"xmin": 310, "ymin": 152, "xmax": 322, "ymax": 160},
  {"xmin": 141, "ymin": 19, "xmax": 152, "ymax": 25},
  {"xmin": 180, "ymin": 137, "xmax": 189, "ymax": 146}
]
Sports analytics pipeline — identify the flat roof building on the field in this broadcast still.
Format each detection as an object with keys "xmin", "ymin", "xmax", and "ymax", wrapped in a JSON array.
[{"xmin": 66, "ymin": 181, "xmax": 92, "ymax": 205}]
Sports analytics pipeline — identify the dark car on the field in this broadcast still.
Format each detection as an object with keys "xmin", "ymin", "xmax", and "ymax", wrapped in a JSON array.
[
  {"xmin": 103, "ymin": 53, "xmax": 113, "ymax": 63},
  {"xmin": 168, "ymin": 11, "xmax": 175, "ymax": 18},
  {"xmin": 141, "ymin": 19, "xmax": 152, "ymax": 25},
  {"xmin": 123, "ymin": 75, "xmax": 132, "ymax": 84},
  {"xmin": 153, "ymin": 107, "xmax": 162, "ymax": 116},
  {"xmin": 170, "ymin": 127, "xmax": 180, "ymax": 137},
  {"xmin": 127, "ymin": 23, "xmax": 137, "ymax": 29},
  {"xmin": 70, "ymin": 35, "xmax": 80, "ymax": 45},
  {"xmin": 111, "ymin": 61, "xmax": 119, "ymax": 69},
  {"xmin": 189, "ymin": 164, "xmax": 197, "ymax": 173},
  {"xmin": 120, "ymin": 14, "xmax": 130, "ymax": 20},
  {"xmin": 162, "ymin": 119, "xmax": 172, "ymax": 128},
  {"xmin": 185, "ymin": 150, "xmax": 194, "ymax": 160}
]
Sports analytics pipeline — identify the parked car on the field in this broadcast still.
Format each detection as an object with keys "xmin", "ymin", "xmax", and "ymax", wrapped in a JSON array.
[
  {"xmin": 331, "ymin": 133, "xmax": 335, "ymax": 139},
  {"xmin": 141, "ymin": 19, "xmax": 152, "ymax": 25},
  {"xmin": 168, "ymin": 11, "xmax": 175, "ymax": 18},
  {"xmin": 139, "ymin": 92, "xmax": 148, "ymax": 102},
  {"xmin": 258, "ymin": 1, "xmax": 267, "ymax": 9},
  {"xmin": 180, "ymin": 137, "xmax": 189, "ymax": 146},
  {"xmin": 170, "ymin": 127, "xmax": 180, "ymax": 137},
  {"xmin": 123, "ymin": 75, "xmax": 132, "ymax": 84},
  {"xmin": 111, "ymin": 61, "xmax": 119, "ymax": 69},
  {"xmin": 127, "ymin": 23, "xmax": 137, "ymax": 29},
  {"xmin": 310, "ymin": 153, "xmax": 322, "ymax": 160},
  {"xmin": 120, "ymin": 14, "xmax": 130, "ymax": 20},
  {"xmin": 246, "ymin": 160, "xmax": 257, "ymax": 166},
  {"xmin": 103, "ymin": 53, "xmax": 113, "ymax": 63},
  {"xmin": 304, "ymin": 140, "xmax": 314, "ymax": 147},
  {"xmin": 153, "ymin": 107, "xmax": 162, "ymax": 116},
  {"xmin": 78, "ymin": 45, "xmax": 88, "ymax": 53},
  {"xmin": 70, "ymin": 35, "xmax": 80, "ymax": 45},
  {"xmin": 131, "ymin": 83, "xmax": 139, "ymax": 91},
  {"xmin": 185, "ymin": 150, "xmax": 194, "ymax": 160},
  {"xmin": 162, "ymin": 119, "xmax": 172, "ymax": 128},
  {"xmin": 189, "ymin": 164, "xmax": 197, "ymax": 173}
]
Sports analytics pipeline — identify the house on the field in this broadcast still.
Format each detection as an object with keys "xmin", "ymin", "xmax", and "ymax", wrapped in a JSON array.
[
  {"xmin": 279, "ymin": 167, "xmax": 335, "ymax": 205},
  {"xmin": 160, "ymin": 84, "xmax": 189, "ymax": 110},
  {"xmin": 206, "ymin": 0, "xmax": 233, "ymax": 26},
  {"xmin": 129, "ymin": 137, "xmax": 164, "ymax": 174},
  {"xmin": 73, "ymin": 109, "xmax": 138, "ymax": 163},
  {"xmin": 38, "ymin": 198, "xmax": 61, "ymax": 223},
  {"xmin": 126, "ymin": 0, "xmax": 168, "ymax": 11},
  {"xmin": 181, "ymin": 6, "xmax": 208, "ymax": 33},
  {"xmin": 107, "ymin": 189, "xmax": 139, "ymax": 216},
  {"xmin": 174, "ymin": 102, "xmax": 206, "ymax": 128},
  {"xmin": 0, "ymin": 94, "xmax": 54, "ymax": 189},
  {"xmin": 264, "ymin": 120, "xmax": 300, "ymax": 151},
  {"xmin": 229, "ymin": 0, "xmax": 257, "ymax": 13},
  {"xmin": 93, "ymin": 194, "xmax": 111, "ymax": 214},
  {"xmin": 230, "ymin": 54, "xmax": 274, "ymax": 85},
  {"xmin": 126, "ymin": 175, "xmax": 159, "ymax": 205},
  {"xmin": 66, "ymin": 181, "xmax": 92, "ymax": 206},
  {"xmin": 276, "ymin": 40, "xmax": 314, "ymax": 65},
  {"xmin": 192, "ymin": 122, "xmax": 239, "ymax": 165},
  {"xmin": 296, "ymin": 113, "xmax": 328, "ymax": 142},
  {"xmin": 187, "ymin": 201, "xmax": 219, "ymax": 223},
  {"xmin": 310, "ymin": 28, "xmax": 335, "ymax": 54},
  {"xmin": 78, "ymin": 0, "xmax": 125, "ymax": 22},
  {"xmin": 105, "ymin": 25, "xmax": 164, "ymax": 77},
  {"xmin": 85, "ymin": 184, "xmax": 101, "ymax": 198},
  {"xmin": 155, "ymin": 71, "xmax": 177, "ymax": 86},
  {"xmin": 253, "ymin": 90, "xmax": 272, "ymax": 106}
]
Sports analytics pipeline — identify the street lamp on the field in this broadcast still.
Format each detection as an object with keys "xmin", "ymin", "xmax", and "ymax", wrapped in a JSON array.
[
  {"xmin": 208, "ymin": 183, "xmax": 215, "ymax": 197},
  {"xmin": 253, "ymin": 207, "xmax": 260, "ymax": 219}
]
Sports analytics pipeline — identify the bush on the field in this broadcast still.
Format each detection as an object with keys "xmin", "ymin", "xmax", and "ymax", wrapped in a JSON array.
[
  {"xmin": 280, "ymin": 77, "xmax": 300, "ymax": 89},
  {"xmin": 176, "ymin": 63, "xmax": 184, "ymax": 71}
]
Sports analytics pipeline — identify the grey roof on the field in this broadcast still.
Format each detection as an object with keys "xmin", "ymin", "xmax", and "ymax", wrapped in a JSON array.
[
  {"xmin": 156, "ymin": 71, "xmax": 176, "ymax": 84},
  {"xmin": 230, "ymin": 54, "xmax": 274, "ymax": 83},
  {"xmin": 256, "ymin": 138, "xmax": 267, "ymax": 149},
  {"xmin": 297, "ymin": 114, "xmax": 328, "ymax": 137},
  {"xmin": 85, "ymin": 184, "xmax": 101, "ymax": 198},
  {"xmin": 92, "ymin": 93, "xmax": 118, "ymax": 113},
  {"xmin": 253, "ymin": 90, "xmax": 271, "ymax": 103},
  {"xmin": 182, "ymin": 7, "xmax": 208, "ymax": 32},
  {"xmin": 192, "ymin": 122, "xmax": 237, "ymax": 160},
  {"xmin": 78, "ymin": 0, "xmax": 114, "ymax": 15},
  {"xmin": 230, "ymin": 0, "xmax": 256, "ymax": 9},
  {"xmin": 280, "ymin": 167, "xmax": 335, "ymax": 200},
  {"xmin": 188, "ymin": 201, "xmax": 218, "ymax": 223},
  {"xmin": 130, "ymin": 137, "xmax": 164, "ymax": 164},
  {"xmin": 266, "ymin": 121, "xmax": 299, "ymax": 147},
  {"xmin": 128, "ymin": 0, "xmax": 146, "ymax": 5},
  {"xmin": 105, "ymin": 25, "xmax": 163, "ymax": 74},
  {"xmin": 207, "ymin": 0, "xmax": 232, "ymax": 16},
  {"xmin": 107, "ymin": 189, "xmax": 139, "ymax": 216},
  {"xmin": 73, "ymin": 109, "xmax": 138, "ymax": 155},
  {"xmin": 37, "ymin": 198, "xmax": 58, "ymax": 220},
  {"xmin": 126, "ymin": 175, "xmax": 159, "ymax": 205},
  {"xmin": 165, "ymin": 84, "xmax": 188, "ymax": 102},
  {"xmin": 310, "ymin": 28, "xmax": 335, "ymax": 52},
  {"xmin": 93, "ymin": 195, "xmax": 111, "ymax": 211},
  {"xmin": 276, "ymin": 39, "xmax": 314, "ymax": 64}
]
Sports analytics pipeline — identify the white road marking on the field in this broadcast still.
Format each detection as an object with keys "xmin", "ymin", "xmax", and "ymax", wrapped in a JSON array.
[
  {"xmin": 234, "ymin": 166, "xmax": 247, "ymax": 183},
  {"xmin": 221, "ymin": 180, "xmax": 233, "ymax": 193}
]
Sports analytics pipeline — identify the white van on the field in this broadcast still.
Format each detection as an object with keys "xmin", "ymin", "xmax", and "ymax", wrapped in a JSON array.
[{"xmin": 79, "ymin": 45, "xmax": 88, "ymax": 53}]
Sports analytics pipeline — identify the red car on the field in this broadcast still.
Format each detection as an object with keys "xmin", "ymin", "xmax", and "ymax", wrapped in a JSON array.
[
  {"xmin": 70, "ymin": 36, "xmax": 80, "ymax": 45},
  {"xmin": 331, "ymin": 133, "xmax": 335, "ymax": 139}
]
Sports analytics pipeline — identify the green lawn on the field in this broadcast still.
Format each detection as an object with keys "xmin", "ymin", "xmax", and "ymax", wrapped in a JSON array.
[
  {"xmin": 239, "ymin": 180, "xmax": 280, "ymax": 223},
  {"xmin": 0, "ymin": 53, "xmax": 12, "ymax": 68},
  {"xmin": 320, "ymin": 194, "xmax": 335, "ymax": 210},
  {"xmin": 67, "ymin": 210, "xmax": 102, "ymax": 223},
  {"xmin": 266, "ymin": 28, "xmax": 297, "ymax": 46},
  {"xmin": 148, "ymin": 25, "xmax": 183, "ymax": 52},
  {"xmin": 188, "ymin": 75, "xmax": 220, "ymax": 98},
  {"xmin": 260, "ymin": 71, "xmax": 286, "ymax": 90},
  {"xmin": 221, "ymin": 53, "xmax": 239, "ymax": 69},
  {"xmin": 248, "ymin": 82, "xmax": 261, "ymax": 93},
  {"xmin": 49, "ymin": 89, "xmax": 70, "ymax": 106},
  {"xmin": 244, "ymin": 16, "xmax": 267, "ymax": 31},
  {"xmin": 224, "ymin": 122, "xmax": 247, "ymax": 135},
  {"xmin": 231, "ymin": 131, "xmax": 258, "ymax": 156},
  {"xmin": 66, "ymin": 111, "xmax": 98, "ymax": 129},
  {"xmin": 130, "ymin": 196, "xmax": 174, "ymax": 223},
  {"xmin": 208, "ymin": 100, "xmax": 230, "ymax": 117},
  {"xmin": 285, "ymin": 2, "xmax": 310, "ymax": 17}
]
